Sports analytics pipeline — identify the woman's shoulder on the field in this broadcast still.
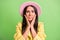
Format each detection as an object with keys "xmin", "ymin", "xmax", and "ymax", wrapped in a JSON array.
[
  {"xmin": 16, "ymin": 22, "xmax": 22, "ymax": 29},
  {"xmin": 38, "ymin": 22, "xmax": 44, "ymax": 30},
  {"xmin": 16, "ymin": 22, "xmax": 44, "ymax": 27},
  {"xmin": 16, "ymin": 22, "xmax": 44, "ymax": 29},
  {"xmin": 38, "ymin": 22, "xmax": 44, "ymax": 26},
  {"xmin": 16, "ymin": 22, "xmax": 44, "ymax": 26}
]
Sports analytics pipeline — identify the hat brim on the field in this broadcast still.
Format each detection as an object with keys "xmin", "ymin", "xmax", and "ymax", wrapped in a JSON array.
[{"xmin": 19, "ymin": 1, "xmax": 42, "ymax": 16}]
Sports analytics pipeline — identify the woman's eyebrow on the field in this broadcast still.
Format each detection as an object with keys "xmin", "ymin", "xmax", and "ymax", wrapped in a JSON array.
[{"xmin": 26, "ymin": 10, "xmax": 29, "ymax": 12}]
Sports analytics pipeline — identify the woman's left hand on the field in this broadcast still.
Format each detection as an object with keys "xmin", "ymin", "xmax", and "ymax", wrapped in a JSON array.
[
  {"xmin": 31, "ymin": 15, "xmax": 36, "ymax": 26},
  {"xmin": 30, "ymin": 15, "xmax": 37, "ymax": 38}
]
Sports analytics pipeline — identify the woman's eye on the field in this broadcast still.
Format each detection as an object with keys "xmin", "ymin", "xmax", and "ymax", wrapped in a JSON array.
[
  {"xmin": 26, "ymin": 11, "xmax": 29, "ymax": 13},
  {"xmin": 32, "ymin": 10, "xmax": 35, "ymax": 13}
]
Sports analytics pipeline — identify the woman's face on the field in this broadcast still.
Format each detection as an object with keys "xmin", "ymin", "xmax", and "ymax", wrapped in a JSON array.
[{"xmin": 26, "ymin": 6, "xmax": 36, "ymax": 22}]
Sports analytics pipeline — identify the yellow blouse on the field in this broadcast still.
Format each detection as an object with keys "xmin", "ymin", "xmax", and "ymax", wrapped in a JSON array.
[{"xmin": 14, "ymin": 22, "xmax": 46, "ymax": 40}]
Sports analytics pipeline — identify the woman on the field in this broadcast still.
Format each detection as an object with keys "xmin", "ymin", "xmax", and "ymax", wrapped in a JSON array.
[{"xmin": 14, "ymin": 1, "xmax": 46, "ymax": 40}]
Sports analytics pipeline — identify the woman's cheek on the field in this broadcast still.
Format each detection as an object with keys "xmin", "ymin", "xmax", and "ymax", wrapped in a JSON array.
[
  {"xmin": 26, "ymin": 13, "xmax": 29, "ymax": 16},
  {"xmin": 32, "ymin": 14, "xmax": 35, "ymax": 18}
]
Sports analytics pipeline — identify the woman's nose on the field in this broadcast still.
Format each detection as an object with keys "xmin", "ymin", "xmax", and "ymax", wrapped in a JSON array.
[{"xmin": 29, "ymin": 12, "xmax": 32, "ymax": 16}]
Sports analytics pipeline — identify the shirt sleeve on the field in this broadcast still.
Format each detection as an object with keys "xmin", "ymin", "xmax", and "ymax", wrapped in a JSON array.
[
  {"xmin": 33, "ymin": 22, "xmax": 46, "ymax": 40},
  {"xmin": 14, "ymin": 23, "xmax": 25, "ymax": 40}
]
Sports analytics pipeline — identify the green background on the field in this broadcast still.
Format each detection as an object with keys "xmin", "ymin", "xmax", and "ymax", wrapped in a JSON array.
[{"xmin": 0, "ymin": 0, "xmax": 60, "ymax": 40}]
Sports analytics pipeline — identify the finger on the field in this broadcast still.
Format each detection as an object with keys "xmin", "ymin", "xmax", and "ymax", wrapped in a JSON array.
[
  {"xmin": 32, "ymin": 15, "xmax": 36, "ymax": 20},
  {"xmin": 33, "ymin": 15, "xmax": 36, "ymax": 22},
  {"xmin": 24, "ymin": 15, "xmax": 28, "ymax": 22},
  {"xmin": 31, "ymin": 15, "xmax": 36, "ymax": 25},
  {"xmin": 24, "ymin": 15, "xmax": 27, "ymax": 20},
  {"xmin": 24, "ymin": 15, "xmax": 30, "ymax": 25}
]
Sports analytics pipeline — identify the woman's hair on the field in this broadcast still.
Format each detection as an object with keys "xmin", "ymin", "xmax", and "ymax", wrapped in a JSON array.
[{"xmin": 22, "ymin": 5, "xmax": 38, "ymax": 34}]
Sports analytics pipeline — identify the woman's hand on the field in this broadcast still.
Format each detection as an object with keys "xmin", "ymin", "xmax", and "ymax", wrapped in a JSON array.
[
  {"xmin": 24, "ymin": 14, "xmax": 36, "ymax": 27},
  {"xmin": 30, "ymin": 15, "xmax": 36, "ymax": 26},
  {"xmin": 23, "ymin": 15, "xmax": 31, "ymax": 40},
  {"xmin": 25, "ymin": 14, "xmax": 37, "ymax": 38},
  {"xmin": 24, "ymin": 15, "xmax": 30, "ymax": 26},
  {"xmin": 23, "ymin": 15, "xmax": 37, "ymax": 39},
  {"xmin": 30, "ymin": 15, "xmax": 37, "ymax": 38}
]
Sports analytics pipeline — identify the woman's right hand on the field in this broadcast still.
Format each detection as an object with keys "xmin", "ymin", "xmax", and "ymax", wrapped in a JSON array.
[
  {"xmin": 22, "ymin": 15, "xmax": 31, "ymax": 40},
  {"xmin": 24, "ymin": 15, "xmax": 30, "ymax": 26}
]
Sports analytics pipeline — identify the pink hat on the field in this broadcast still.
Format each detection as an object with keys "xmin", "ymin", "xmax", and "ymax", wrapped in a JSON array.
[{"xmin": 19, "ymin": 1, "xmax": 42, "ymax": 16}]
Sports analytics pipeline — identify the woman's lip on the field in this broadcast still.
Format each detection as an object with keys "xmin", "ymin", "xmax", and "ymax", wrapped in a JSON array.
[
  {"xmin": 28, "ymin": 17, "xmax": 31, "ymax": 19},
  {"xmin": 28, "ymin": 17, "xmax": 32, "ymax": 18}
]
